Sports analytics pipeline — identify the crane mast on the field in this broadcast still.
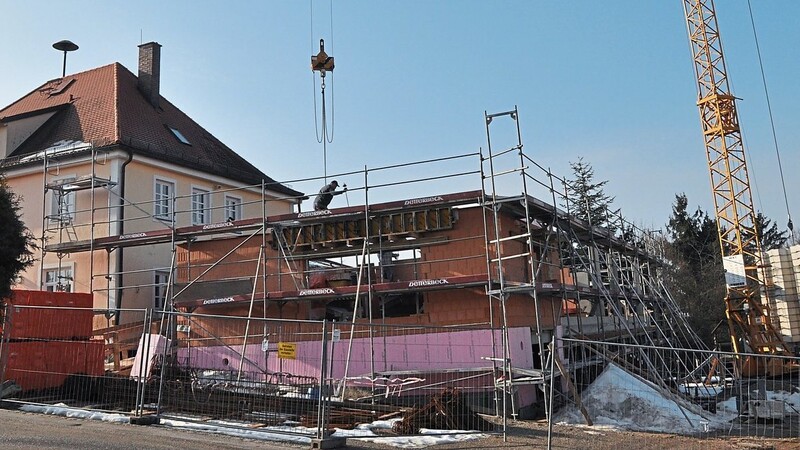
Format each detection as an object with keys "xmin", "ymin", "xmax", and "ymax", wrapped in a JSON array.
[{"xmin": 682, "ymin": 0, "xmax": 790, "ymax": 364}]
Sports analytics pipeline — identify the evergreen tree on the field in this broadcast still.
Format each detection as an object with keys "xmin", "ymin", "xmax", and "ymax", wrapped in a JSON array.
[
  {"xmin": 755, "ymin": 212, "xmax": 789, "ymax": 251},
  {"xmin": 0, "ymin": 175, "xmax": 36, "ymax": 299},
  {"xmin": 667, "ymin": 194, "xmax": 719, "ymax": 271},
  {"xmin": 564, "ymin": 157, "xmax": 617, "ymax": 230},
  {"xmin": 664, "ymin": 193, "xmax": 726, "ymax": 347}
]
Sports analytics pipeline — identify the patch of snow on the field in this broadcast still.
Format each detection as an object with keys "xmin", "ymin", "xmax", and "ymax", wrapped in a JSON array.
[
  {"xmin": 766, "ymin": 390, "xmax": 800, "ymax": 415},
  {"xmin": 331, "ymin": 418, "xmax": 488, "ymax": 448},
  {"xmin": 716, "ymin": 396, "xmax": 737, "ymax": 413},
  {"xmin": 582, "ymin": 430, "xmax": 605, "ymax": 435},
  {"xmin": 678, "ymin": 383, "xmax": 723, "ymax": 398},
  {"xmin": 20, "ymin": 403, "xmax": 129, "ymax": 424},
  {"xmin": 19, "ymin": 403, "xmax": 488, "ymax": 448},
  {"xmin": 715, "ymin": 396, "xmax": 739, "ymax": 421},
  {"xmin": 365, "ymin": 418, "xmax": 401, "ymax": 429},
  {"xmin": 555, "ymin": 364, "xmax": 731, "ymax": 434},
  {"xmin": 341, "ymin": 428, "xmax": 487, "ymax": 449},
  {"xmin": 159, "ymin": 418, "xmax": 313, "ymax": 444},
  {"xmin": 717, "ymin": 389, "xmax": 800, "ymax": 418}
]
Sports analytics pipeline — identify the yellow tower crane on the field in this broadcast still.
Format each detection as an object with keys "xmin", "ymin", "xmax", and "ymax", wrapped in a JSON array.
[{"xmin": 682, "ymin": 0, "xmax": 794, "ymax": 376}]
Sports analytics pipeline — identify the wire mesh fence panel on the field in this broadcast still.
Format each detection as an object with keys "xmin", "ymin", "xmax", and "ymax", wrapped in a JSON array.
[
  {"xmin": 550, "ymin": 338, "xmax": 800, "ymax": 449},
  {"xmin": 326, "ymin": 321, "xmax": 506, "ymax": 439},
  {"xmin": 155, "ymin": 311, "xmax": 327, "ymax": 438},
  {"xmin": 148, "ymin": 312, "xmax": 509, "ymax": 441},
  {"xmin": 0, "ymin": 301, "xmax": 150, "ymax": 417}
]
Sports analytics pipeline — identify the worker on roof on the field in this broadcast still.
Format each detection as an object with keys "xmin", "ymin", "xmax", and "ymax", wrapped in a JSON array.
[{"xmin": 314, "ymin": 180, "xmax": 347, "ymax": 211}]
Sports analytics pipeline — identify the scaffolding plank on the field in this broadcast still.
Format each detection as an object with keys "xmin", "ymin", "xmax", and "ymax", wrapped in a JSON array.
[
  {"xmin": 44, "ymin": 190, "xmax": 480, "ymax": 253},
  {"xmin": 176, "ymin": 274, "xmax": 489, "ymax": 309}
]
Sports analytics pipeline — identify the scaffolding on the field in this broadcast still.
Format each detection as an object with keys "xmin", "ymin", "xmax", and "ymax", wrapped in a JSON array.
[
  {"xmin": 30, "ymin": 114, "xmax": 707, "ymax": 418},
  {"xmin": 39, "ymin": 140, "xmax": 116, "ymax": 299}
]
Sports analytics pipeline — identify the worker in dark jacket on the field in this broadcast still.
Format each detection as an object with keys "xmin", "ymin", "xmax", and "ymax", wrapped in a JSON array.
[{"xmin": 314, "ymin": 180, "xmax": 347, "ymax": 211}]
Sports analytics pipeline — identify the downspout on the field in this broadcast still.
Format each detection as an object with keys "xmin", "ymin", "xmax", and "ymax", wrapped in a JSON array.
[{"xmin": 115, "ymin": 148, "xmax": 134, "ymax": 325}]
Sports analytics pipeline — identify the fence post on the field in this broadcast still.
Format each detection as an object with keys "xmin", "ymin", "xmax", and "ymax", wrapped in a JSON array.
[
  {"xmin": 0, "ymin": 302, "xmax": 11, "ymax": 388},
  {"xmin": 316, "ymin": 319, "xmax": 329, "ymax": 440},
  {"xmin": 155, "ymin": 310, "xmax": 174, "ymax": 415},
  {"xmin": 134, "ymin": 308, "xmax": 153, "ymax": 417}
]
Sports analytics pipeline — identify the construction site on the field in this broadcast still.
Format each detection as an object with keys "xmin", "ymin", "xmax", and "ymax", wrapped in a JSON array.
[{"xmin": 1, "ymin": 1, "xmax": 800, "ymax": 449}]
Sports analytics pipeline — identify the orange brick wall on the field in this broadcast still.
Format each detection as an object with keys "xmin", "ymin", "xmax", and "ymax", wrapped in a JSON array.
[
  {"xmin": 175, "ymin": 207, "xmax": 554, "ymax": 289},
  {"xmin": 185, "ymin": 299, "xmax": 562, "ymax": 350},
  {"xmin": 192, "ymin": 291, "xmax": 558, "ymax": 333},
  {"xmin": 176, "ymin": 236, "xmax": 305, "ymax": 293},
  {"xmin": 423, "ymin": 289, "xmax": 560, "ymax": 329},
  {"xmin": 177, "ymin": 206, "xmax": 566, "ymax": 332},
  {"xmin": 416, "ymin": 208, "xmax": 487, "ymax": 279},
  {"xmin": 416, "ymin": 208, "xmax": 529, "ymax": 283},
  {"xmin": 194, "ymin": 299, "xmax": 309, "ymax": 321}
]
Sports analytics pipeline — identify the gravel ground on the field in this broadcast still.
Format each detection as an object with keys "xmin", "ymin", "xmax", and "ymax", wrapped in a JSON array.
[{"xmin": 1, "ymin": 407, "xmax": 798, "ymax": 450}]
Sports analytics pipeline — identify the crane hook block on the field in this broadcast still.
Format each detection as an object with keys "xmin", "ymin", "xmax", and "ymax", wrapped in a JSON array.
[{"xmin": 311, "ymin": 39, "xmax": 335, "ymax": 74}]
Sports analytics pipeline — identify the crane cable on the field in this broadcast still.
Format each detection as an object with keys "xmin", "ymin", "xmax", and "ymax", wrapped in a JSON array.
[
  {"xmin": 747, "ymin": 0, "xmax": 793, "ymax": 232},
  {"xmin": 311, "ymin": 0, "xmax": 335, "ymax": 182}
]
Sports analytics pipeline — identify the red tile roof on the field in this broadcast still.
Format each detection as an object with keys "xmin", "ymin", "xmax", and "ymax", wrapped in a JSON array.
[{"xmin": 0, "ymin": 63, "xmax": 302, "ymax": 198}]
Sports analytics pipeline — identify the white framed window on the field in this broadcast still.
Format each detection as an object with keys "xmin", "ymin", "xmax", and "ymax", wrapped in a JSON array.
[
  {"xmin": 154, "ymin": 271, "xmax": 170, "ymax": 310},
  {"xmin": 191, "ymin": 187, "xmax": 210, "ymax": 225},
  {"xmin": 50, "ymin": 177, "xmax": 76, "ymax": 224},
  {"xmin": 224, "ymin": 195, "xmax": 242, "ymax": 221},
  {"xmin": 154, "ymin": 178, "xmax": 175, "ymax": 221},
  {"xmin": 44, "ymin": 266, "xmax": 73, "ymax": 292}
]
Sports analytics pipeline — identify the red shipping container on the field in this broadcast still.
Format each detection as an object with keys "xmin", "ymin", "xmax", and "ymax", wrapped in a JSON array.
[{"xmin": 4, "ymin": 290, "xmax": 94, "ymax": 339}]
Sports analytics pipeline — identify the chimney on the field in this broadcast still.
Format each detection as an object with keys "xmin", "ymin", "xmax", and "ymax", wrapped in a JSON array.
[{"xmin": 137, "ymin": 42, "xmax": 162, "ymax": 108}]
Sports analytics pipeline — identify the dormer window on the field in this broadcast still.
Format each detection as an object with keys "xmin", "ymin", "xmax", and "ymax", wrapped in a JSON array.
[{"xmin": 169, "ymin": 127, "xmax": 191, "ymax": 145}]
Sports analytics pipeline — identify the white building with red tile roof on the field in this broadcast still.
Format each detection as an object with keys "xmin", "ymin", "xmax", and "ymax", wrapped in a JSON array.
[{"xmin": 0, "ymin": 43, "xmax": 303, "ymax": 325}]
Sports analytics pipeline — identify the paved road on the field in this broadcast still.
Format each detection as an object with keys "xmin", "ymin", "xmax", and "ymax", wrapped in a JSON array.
[
  {"xmin": 0, "ymin": 408, "xmax": 306, "ymax": 450},
  {"xmin": 4, "ymin": 406, "xmax": 797, "ymax": 450},
  {"xmin": 0, "ymin": 406, "xmax": 510, "ymax": 450}
]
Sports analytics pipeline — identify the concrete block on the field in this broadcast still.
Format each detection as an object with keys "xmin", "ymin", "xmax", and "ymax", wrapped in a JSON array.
[
  {"xmin": 310, "ymin": 437, "xmax": 347, "ymax": 449},
  {"xmin": 130, "ymin": 415, "xmax": 160, "ymax": 425}
]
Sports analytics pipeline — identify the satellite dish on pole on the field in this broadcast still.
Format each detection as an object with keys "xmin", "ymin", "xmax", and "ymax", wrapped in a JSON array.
[{"xmin": 53, "ymin": 40, "xmax": 79, "ymax": 77}]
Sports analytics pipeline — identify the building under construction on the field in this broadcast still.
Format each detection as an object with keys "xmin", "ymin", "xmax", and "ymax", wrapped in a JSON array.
[
  {"xmin": 2, "ymin": 7, "xmax": 798, "ymax": 441},
  {"xmin": 11, "ymin": 107, "xmax": 711, "ymax": 419},
  {"xmin": 0, "ymin": 42, "xmax": 707, "ymax": 423}
]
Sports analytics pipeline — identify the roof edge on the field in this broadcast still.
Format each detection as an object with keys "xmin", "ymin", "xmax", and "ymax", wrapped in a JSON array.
[
  {"xmin": 0, "ymin": 62, "xmax": 119, "ymax": 118},
  {"xmin": 0, "ymin": 104, "xmax": 69, "ymax": 123},
  {"xmin": 112, "ymin": 63, "xmax": 121, "ymax": 142}
]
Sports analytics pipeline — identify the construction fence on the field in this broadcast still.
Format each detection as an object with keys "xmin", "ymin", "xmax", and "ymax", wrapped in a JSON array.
[
  {"xmin": 0, "ymin": 303, "xmax": 150, "ymax": 414},
  {"xmin": 4, "ymin": 304, "xmax": 800, "ymax": 447},
  {"xmin": 552, "ymin": 338, "xmax": 800, "ymax": 448},
  {"xmin": 1, "ymin": 305, "xmax": 503, "ymax": 442}
]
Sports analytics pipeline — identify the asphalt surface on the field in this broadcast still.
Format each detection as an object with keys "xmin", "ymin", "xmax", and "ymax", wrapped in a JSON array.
[
  {"xmin": 3, "ymin": 406, "xmax": 799, "ymax": 450},
  {"xmin": 0, "ymin": 407, "xmax": 305, "ymax": 450}
]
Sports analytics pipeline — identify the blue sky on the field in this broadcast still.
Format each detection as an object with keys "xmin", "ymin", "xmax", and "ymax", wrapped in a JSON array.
[{"xmin": 1, "ymin": 1, "xmax": 797, "ymax": 232}]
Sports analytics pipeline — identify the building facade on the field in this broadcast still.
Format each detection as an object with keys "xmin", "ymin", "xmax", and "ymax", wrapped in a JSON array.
[{"xmin": 0, "ymin": 43, "xmax": 302, "ymax": 325}]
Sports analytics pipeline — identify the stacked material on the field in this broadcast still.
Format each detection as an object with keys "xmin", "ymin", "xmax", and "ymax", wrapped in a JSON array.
[
  {"xmin": 392, "ymin": 389, "xmax": 495, "ymax": 434},
  {"xmin": 1, "ymin": 290, "xmax": 103, "ymax": 392},
  {"xmin": 762, "ymin": 245, "xmax": 800, "ymax": 345}
]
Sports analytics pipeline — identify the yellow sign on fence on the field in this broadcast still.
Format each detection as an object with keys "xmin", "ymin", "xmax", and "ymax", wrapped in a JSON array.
[{"xmin": 277, "ymin": 342, "xmax": 297, "ymax": 360}]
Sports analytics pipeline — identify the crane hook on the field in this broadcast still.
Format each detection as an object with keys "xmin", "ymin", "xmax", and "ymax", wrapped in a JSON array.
[{"xmin": 311, "ymin": 39, "xmax": 335, "ymax": 75}]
